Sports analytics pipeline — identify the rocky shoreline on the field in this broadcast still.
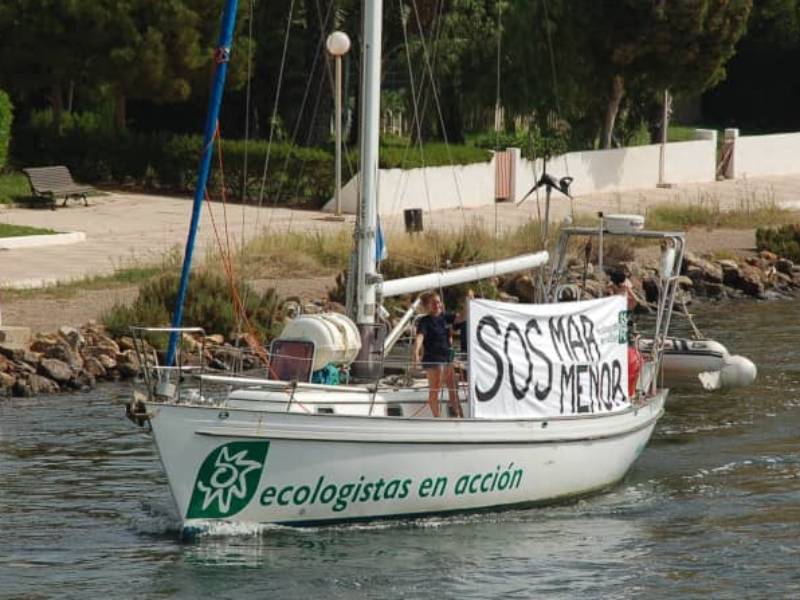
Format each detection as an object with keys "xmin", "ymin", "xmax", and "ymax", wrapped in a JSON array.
[{"xmin": 1, "ymin": 250, "xmax": 798, "ymax": 398}]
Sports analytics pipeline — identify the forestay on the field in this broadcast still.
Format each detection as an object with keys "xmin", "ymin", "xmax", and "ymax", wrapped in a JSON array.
[{"xmin": 468, "ymin": 297, "xmax": 630, "ymax": 419}]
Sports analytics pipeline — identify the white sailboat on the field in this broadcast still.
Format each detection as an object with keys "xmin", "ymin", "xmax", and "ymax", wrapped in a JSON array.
[{"xmin": 126, "ymin": 1, "xmax": 684, "ymax": 530}]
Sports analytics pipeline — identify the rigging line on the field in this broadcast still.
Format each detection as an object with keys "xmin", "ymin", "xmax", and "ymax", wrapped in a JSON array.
[
  {"xmin": 264, "ymin": 0, "xmax": 335, "ymax": 230},
  {"xmin": 255, "ymin": 0, "xmax": 297, "ymax": 211},
  {"xmin": 494, "ymin": 0, "xmax": 502, "ymax": 152},
  {"xmin": 203, "ymin": 145, "xmax": 271, "ymax": 370},
  {"xmin": 494, "ymin": 0, "xmax": 503, "ymax": 257},
  {"xmin": 412, "ymin": 0, "xmax": 444, "ymax": 142},
  {"xmin": 409, "ymin": 0, "xmax": 468, "ymax": 230},
  {"xmin": 239, "ymin": 0, "xmax": 297, "ymax": 324},
  {"xmin": 541, "ymin": 0, "xmax": 570, "ymax": 179},
  {"xmin": 240, "ymin": 0, "xmax": 255, "ymax": 251},
  {"xmin": 399, "ymin": 0, "xmax": 443, "ymax": 272}
]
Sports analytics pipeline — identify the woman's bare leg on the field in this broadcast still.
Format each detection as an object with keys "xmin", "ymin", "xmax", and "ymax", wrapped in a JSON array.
[
  {"xmin": 426, "ymin": 366, "xmax": 442, "ymax": 417},
  {"xmin": 444, "ymin": 367, "xmax": 463, "ymax": 417}
]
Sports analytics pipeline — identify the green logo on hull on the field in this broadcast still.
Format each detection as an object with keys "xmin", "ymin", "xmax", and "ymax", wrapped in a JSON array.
[{"xmin": 187, "ymin": 441, "xmax": 270, "ymax": 519}]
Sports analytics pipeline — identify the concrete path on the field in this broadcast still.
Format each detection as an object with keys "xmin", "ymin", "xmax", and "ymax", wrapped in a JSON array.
[{"xmin": 1, "ymin": 175, "xmax": 799, "ymax": 288}]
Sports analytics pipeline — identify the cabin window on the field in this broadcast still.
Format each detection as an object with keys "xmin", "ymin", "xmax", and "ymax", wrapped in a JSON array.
[
  {"xmin": 387, "ymin": 404, "xmax": 403, "ymax": 417},
  {"xmin": 316, "ymin": 407, "xmax": 335, "ymax": 414}
]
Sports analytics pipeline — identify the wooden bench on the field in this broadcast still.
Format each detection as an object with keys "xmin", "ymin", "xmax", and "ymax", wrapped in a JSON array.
[{"xmin": 22, "ymin": 166, "xmax": 95, "ymax": 209}]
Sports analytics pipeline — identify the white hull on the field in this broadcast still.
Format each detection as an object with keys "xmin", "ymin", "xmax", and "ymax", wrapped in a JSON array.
[{"xmin": 146, "ymin": 392, "xmax": 665, "ymax": 528}]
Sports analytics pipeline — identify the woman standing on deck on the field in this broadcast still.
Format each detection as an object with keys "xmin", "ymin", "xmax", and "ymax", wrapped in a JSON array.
[{"xmin": 413, "ymin": 291, "xmax": 463, "ymax": 418}]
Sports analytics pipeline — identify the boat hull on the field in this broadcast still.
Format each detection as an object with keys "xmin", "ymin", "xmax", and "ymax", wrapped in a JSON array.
[{"xmin": 146, "ymin": 392, "xmax": 665, "ymax": 528}]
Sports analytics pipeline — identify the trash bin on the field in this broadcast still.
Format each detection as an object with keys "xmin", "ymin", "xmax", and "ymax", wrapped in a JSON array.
[{"xmin": 403, "ymin": 208, "xmax": 423, "ymax": 233}]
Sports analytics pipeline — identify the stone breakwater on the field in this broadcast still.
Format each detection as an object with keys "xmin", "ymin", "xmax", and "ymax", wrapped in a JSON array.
[
  {"xmin": 499, "ymin": 250, "xmax": 800, "ymax": 305},
  {"xmin": 0, "ymin": 324, "xmax": 263, "ymax": 398},
  {"xmin": 1, "ymin": 251, "xmax": 798, "ymax": 398}
]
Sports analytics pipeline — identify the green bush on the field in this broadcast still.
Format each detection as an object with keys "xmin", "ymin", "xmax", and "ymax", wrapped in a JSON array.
[
  {"xmin": 756, "ymin": 224, "xmax": 800, "ymax": 261},
  {"xmin": 0, "ymin": 90, "xmax": 12, "ymax": 170},
  {"xmin": 102, "ymin": 269, "xmax": 286, "ymax": 342},
  {"xmin": 12, "ymin": 111, "xmax": 336, "ymax": 206}
]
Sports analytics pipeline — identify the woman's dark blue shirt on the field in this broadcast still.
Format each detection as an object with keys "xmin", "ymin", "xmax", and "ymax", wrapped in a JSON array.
[{"xmin": 418, "ymin": 313, "xmax": 455, "ymax": 366}]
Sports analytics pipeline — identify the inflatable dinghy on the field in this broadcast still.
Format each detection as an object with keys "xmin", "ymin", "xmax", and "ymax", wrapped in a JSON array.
[{"xmin": 639, "ymin": 337, "xmax": 757, "ymax": 391}]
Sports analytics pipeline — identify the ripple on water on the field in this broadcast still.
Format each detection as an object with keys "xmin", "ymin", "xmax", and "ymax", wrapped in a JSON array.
[{"xmin": 2, "ymin": 300, "xmax": 800, "ymax": 598}]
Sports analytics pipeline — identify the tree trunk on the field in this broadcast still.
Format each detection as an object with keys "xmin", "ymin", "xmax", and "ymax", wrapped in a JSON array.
[
  {"xmin": 114, "ymin": 91, "xmax": 127, "ymax": 131},
  {"xmin": 601, "ymin": 75, "xmax": 625, "ymax": 149}
]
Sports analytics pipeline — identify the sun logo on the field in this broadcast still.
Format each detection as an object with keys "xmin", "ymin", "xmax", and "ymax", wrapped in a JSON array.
[{"xmin": 186, "ymin": 441, "xmax": 270, "ymax": 519}]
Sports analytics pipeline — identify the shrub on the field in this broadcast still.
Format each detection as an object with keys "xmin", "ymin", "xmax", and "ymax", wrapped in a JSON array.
[
  {"xmin": 0, "ymin": 90, "xmax": 12, "ymax": 170},
  {"xmin": 756, "ymin": 224, "xmax": 800, "ymax": 261},
  {"xmin": 102, "ymin": 269, "xmax": 286, "ymax": 342}
]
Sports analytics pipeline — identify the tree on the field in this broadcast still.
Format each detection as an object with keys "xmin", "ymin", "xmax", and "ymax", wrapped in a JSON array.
[
  {"xmin": 704, "ymin": 0, "xmax": 800, "ymax": 131},
  {"xmin": 0, "ymin": 0, "xmax": 108, "ymax": 120},
  {"xmin": 95, "ymin": 0, "xmax": 250, "ymax": 130},
  {"xmin": 503, "ymin": 0, "xmax": 752, "ymax": 149}
]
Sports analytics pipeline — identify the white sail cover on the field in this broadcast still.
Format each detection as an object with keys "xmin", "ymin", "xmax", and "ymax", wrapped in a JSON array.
[{"xmin": 468, "ymin": 296, "xmax": 630, "ymax": 419}]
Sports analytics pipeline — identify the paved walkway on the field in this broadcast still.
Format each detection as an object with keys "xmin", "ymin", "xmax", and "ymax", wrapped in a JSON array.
[{"xmin": 1, "ymin": 175, "xmax": 799, "ymax": 288}]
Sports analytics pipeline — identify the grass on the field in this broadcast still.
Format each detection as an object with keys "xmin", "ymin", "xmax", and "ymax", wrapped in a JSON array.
[
  {"xmin": 1, "ymin": 253, "xmax": 178, "ymax": 301},
  {"xmin": 0, "ymin": 172, "xmax": 31, "ymax": 204},
  {"xmin": 0, "ymin": 223, "xmax": 58, "ymax": 237},
  {"xmin": 645, "ymin": 188, "xmax": 799, "ymax": 230}
]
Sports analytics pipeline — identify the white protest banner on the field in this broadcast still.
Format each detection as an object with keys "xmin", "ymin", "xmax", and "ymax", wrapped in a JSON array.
[{"xmin": 468, "ymin": 296, "xmax": 629, "ymax": 419}]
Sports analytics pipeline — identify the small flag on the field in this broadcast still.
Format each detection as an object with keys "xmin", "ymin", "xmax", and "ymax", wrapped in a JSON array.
[{"xmin": 376, "ymin": 218, "xmax": 388, "ymax": 262}]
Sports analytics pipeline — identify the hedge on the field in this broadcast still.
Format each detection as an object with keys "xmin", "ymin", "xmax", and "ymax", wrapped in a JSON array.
[
  {"xmin": 0, "ymin": 90, "xmax": 12, "ymax": 170},
  {"xmin": 10, "ymin": 114, "xmax": 493, "ymax": 206}
]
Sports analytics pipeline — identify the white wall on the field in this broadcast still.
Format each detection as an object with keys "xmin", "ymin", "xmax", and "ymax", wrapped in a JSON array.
[
  {"xmin": 324, "ymin": 130, "xmax": 718, "ymax": 216},
  {"xmin": 732, "ymin": 131, "xmax": 800, "ymax": 178},
  {"xmin": 322, "ymin": 157, "xmax": 496, "ymax": 215},
  {"xmin": 515, "ymin": 135, "xmax": 716, "ymax": 200}
]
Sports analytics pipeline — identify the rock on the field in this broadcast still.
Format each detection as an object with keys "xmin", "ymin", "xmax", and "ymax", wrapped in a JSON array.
[
  {"xmin": 58, "ymin": 326, "xmax": 85, "ymax": 350},
  {"xmin": 505, "ymin": 274, "xmax": 536, "ymax": 301},
  {"xmin": 703, "ymin": 282, "xmax": 727, "ymax": 299},
  {"xmin": 323, "ymin": 301, "xmax": 346, "ymax": 314},
  {"xmin": 684, "ymin": 256, "xmax": 723, "ymax": 285},
  {"xmin": 97, "ymin": 354, "xmax": 117, "ymax": 371},
  {"xmin": 676, "ymin": 275, "xmax": 694, "ymax": 289},
  {"xmin": 29, "ymin": 374, "xmax": 60, "ymax": 395},
  {"xmin": 206, "ymin": 334, "xmax": 225, "ymax": 346},
  {"xmin": 12, "ymin": 378, "xmax": 34, "ymax": 397},
  {"xmin": 83, "ymin": 356, "xmax": 107, "ymax": 379},
  {"xmin": 68, "ymin": 372, "xmax": 96, "ymax": 391},
  {"xmin": 83, "ymin": 344, "xmax": 118, "ymax": 361},
  {"xmin": 759, "ymin": 250, "xmax": 778, "ymax": 262},
  {"xmin": 43, "ymin": 343, "xmax": 82, "ymax": 370},
  {"xmin": 117, "ymin": 336, "xmax": 136, "ymax": 352},
  {"xmin": 39, "ymin": 358, "xmax": 72, "ymax": 383},
  {"xmin": 497, "ymin": 291, "xmax": 519, "ymax": 303},
  {"xmin": 0, "ymin": 345, "xmax": 20, "ymax": 361},
  {"xmin": 30, "ymin": 334, "xmax": 59, "ymax": 354},
  {"xmin": 718, "ymin": 260, "xmax": 741, "ymax": 287},
  {"xmin": 0, "ymin": 371, "xmax": 15, "ymax": 391},
  {"xmin": 736, "ymin": 264, "xmax": 765, "ymax": 297},
  {"xmin": 775, "ymin": 258, "xmax": 794, "ymax": 275},
  {"xmin": 11, "ymin": 360, "xmax": 36, "ymax": 375},
  {"xmin": 641, "ymin": 277, "xmax": 660, "ymax": 303},
  {"xmin": 116, "ymin": 350, "xmax": 141, "ymax": 378}
]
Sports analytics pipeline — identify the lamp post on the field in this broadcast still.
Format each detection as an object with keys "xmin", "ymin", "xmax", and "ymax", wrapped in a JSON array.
[{"xmin": 326, "ymin": 31, "xmax": 351, "ymax": 219}]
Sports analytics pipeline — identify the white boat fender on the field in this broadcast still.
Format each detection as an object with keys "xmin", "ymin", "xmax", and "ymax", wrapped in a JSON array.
[{"xmin": 698, "ymin": 354, "xmax": 757, "ymax": 391}]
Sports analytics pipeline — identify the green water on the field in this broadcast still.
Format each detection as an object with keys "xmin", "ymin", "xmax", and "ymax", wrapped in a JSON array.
[{"xmin": 1, "ymin": 300, "xmax": 799, "ymax": 598}]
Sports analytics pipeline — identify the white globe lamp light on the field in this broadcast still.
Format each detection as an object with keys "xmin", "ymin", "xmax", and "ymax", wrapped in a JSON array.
[{"xmin": 326, "ymin": 31, "xmax": 351, "ymax": 57}]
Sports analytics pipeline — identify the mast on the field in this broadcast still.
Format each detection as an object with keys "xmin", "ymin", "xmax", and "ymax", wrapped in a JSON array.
[
  {"xmin": 354, "ymin": 0, "xmax": 382, "ymax": 327},
  {"xmin": 166, "ymin": 0, "xmax": 240, "ymax": 366}
]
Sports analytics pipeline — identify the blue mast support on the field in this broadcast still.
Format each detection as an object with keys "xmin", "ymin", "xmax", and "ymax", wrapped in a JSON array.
[{"xmin": 166, "ymin": 0, "xmax": 240, "ymax": 366}]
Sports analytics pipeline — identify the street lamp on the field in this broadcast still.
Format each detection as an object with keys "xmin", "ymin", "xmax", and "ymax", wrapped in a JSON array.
[{"xmin": 326, "ymin": 31, "xmax": 351, "ymax": 219}]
